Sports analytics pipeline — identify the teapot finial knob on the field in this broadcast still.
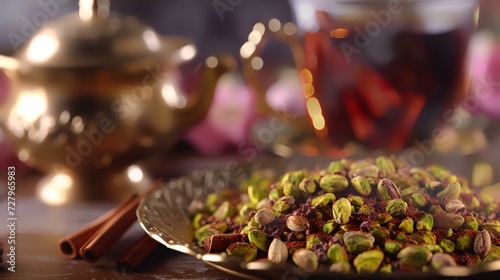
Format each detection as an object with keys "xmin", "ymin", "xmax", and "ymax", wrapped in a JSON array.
[{"xmin": 79, "ymin": 0, "xmax": 110, "ymax": 20}]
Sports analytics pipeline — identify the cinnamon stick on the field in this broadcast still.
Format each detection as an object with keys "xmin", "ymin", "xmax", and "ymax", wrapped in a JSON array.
[
  {"xmin": 58, "ymin": 193, "xmax": 138, "ymax": 259},
  {"xmin": 80, "ymin": 180, "xmax": 162, "ymax": 263},
  {"xmin": 116, "ymin": 233, "xmax": 161, "ymax": 270}
]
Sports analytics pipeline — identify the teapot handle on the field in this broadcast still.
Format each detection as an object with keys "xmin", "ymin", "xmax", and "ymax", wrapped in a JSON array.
[
  {"xmin": 160, "ymin": 36, "xmax": 237, "ymax": 130},
  {"xmin": 239, "ymin": 20, "xmax": 306, "ymax": 116}
]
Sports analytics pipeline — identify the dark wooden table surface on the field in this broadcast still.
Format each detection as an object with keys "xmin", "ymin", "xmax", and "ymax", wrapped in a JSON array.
[{"xmin": 0, "ymin": 152, "xmax": 247, "ymax": 280}]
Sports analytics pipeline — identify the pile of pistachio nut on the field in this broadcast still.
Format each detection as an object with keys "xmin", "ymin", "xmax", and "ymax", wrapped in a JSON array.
[{"xmin": 191, "ymin": 156, "xmax": 500, "ymax": 274}]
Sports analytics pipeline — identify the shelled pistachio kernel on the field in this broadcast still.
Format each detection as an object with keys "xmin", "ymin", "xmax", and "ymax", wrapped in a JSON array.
[
  {"xmin": 319, "ymin": 174, "xmax": 349, "ymax": 193},
  {"xmin": 353, "ymin": 249, "xmax": 384, "ymax": 274},
  {"xmin": 351, "ymin": 176, "xmax": 371, "ymax": 196},
  {"xmin": 327, "ymin": 243, "xmax": 348, "ymax": 263},
  {"xmin": 254, "ymin": 208, "xmax": 275, "ymax": 226},
  {"xmin": 377, "ymin": 178, "xmax": 402, "ymax": 201},
  {"xmin": 248, "ymin": 230, "xmax": 269, "ymax": 251},
  {"xmin": 213, "ymin": 201, "xmax": 235, "ymax": 220},
  {"xmin": 226, "ymin": 242, "xmax": 257, "ymax": 262},
  {"xmin": 431, "ymin": 253, "xmax": 457, "ymax": 269},
  {"xmin": 474, "ymin": 230, "xmax": 491, "ymax": 258},
  {"xmin": 323, "ymin": 221, "xmax": 338, "ymax": 234},
  {"xmin": 410, "ymin": 231, "xmax": 436, "ymax": 245},
  {"xmin": 287, "ymin": 215, "xmax": 310, "ymax": 232},
  {"xmin": 343, "ymin": 231, "xmax": 375, "ymax": 254},
  {"xmin": 398, "ymin": 218, "xmax": 414, "ymax": 234},
  {"xmin": 384, "ymin": 241, "xmax": 403, "ymax": 254},
  {"xmin": 328, "ymin": 160, "xmax": 344, "ymax": 174},
  {"xmin": 481, "ymin": 220, "xmax": 500, "ymax": 238},
  {"xmin": 409, "ymin": 193, "xmax": 427, "ymax": 208},
  {"xmin": 273, "ymin": 195, "xmax": 295, "ymax": 212},
  {"xmin": 332, "ymin": 198, "xmax": 352, "ymax": 225},
  {"xmin": 310, "ymin": 193, "xmax": 336, "ymax": 207},
  {"xmin": 306, "ymin": 235, "xmax": 322, "ymax": 250},
  {"xmin": 375, "ymin": 155, "xmax": 396, "ymax": 177},
  {"xmin": 298, "ymin": 178, "xmax": 316, "ymax": 194},
  {"xmin": 416, "ymin": 214, "xmax": 434, "ymax": 231},
  {"xmin": 386, "ymin": 199, "xmax": 408, "ymax": 218},
  {"xmin": 456, "ymin": 232, "xmax": 473, "ymax": 251},
  {"xmin": 292, "ymin": 249, "xmax": 318, "ymax": 273},
  {"xmin": 268, "ymin": 238, "xmax": 288, "ymax": 264},
  {"xmin": 397, "ymin": 246, "xmax": 432, "ymax": 269},
  {"xmin": 329, "ymin": 261, "xmax": 351, "ymax": 273},
  {"xmin": 248, "ymin": 185, "xmax": 267, "ymax": 205},
  {"xmin": 436, "ymin": 181, "xmax": 461, "ymax": 200},
  {"xmin": 439, "ymin": 239, "xmax": 455, "ymax": 253},
  {"xmin": 377, "ymin": 213, "xmax": 392, "ymax": 224}
]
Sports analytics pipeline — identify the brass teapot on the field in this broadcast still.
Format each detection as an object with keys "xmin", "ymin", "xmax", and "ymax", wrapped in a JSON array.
[{"xmin": 0, "ymin": 0, "xmax": 234, "ymax": 204}]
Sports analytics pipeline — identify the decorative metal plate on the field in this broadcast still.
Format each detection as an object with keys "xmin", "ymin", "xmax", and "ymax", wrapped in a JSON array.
[{"xmin": 137, "ymin": 156, "xmax": 500, "ymax": 279}]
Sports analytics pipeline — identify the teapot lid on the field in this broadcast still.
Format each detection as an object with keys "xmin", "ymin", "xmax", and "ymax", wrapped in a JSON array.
[{"xmin": 16, "ymin": 0, "xmax": 173, "ymax": 70}]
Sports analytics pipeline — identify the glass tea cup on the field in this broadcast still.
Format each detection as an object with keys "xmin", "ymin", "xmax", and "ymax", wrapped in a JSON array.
[{"xmin": 287, "ymin": 0, "xmax": 479, "ymax": 152}]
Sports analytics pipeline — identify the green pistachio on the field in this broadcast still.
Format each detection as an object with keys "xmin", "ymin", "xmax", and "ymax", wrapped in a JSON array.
[
  {"xmin": 425, "ymin": 244, "xmax": 443, "ymax": 253},
  {"xmin": 322, "ymin": 220, "xmax": 338, "ymax": 234},
  {"xmin": 206, "ymin": 193, "xmax": 219, "ymax": 208},
  {"xmin": 436, "ymin": 182, "xmax": 461, "ymax": 200},
  {"xmin": 292, "ymin": 249, "xmax": 318, "ymax": 273},
  {"xmin": 431, "ymin": 253, "xmax": 457, "ymax": 269},
  {"xmin": 482, "ymin": 220, "xmax": 500, "ymax": 238},
  {"xmin": 386, "ymin": 199, "xmax": 408, "ymax": 218},
  {"xmin": 416, "ymin": 214, "xmax": 434, "ymax": 231},
  {"xmin": 410, "ymin": 167, "xmax": 433, "ymax": 183},
  {"xmin": 351, "ymin": 164, "xmax": 380, "ymax": 178},
  {"xmin": 394, "ymin": 232, "xmax": 407, "ymax": 243},
  {"xmin": 353, "ymin": 249, "xmax": 384, "ymax": 274},
  {"xmin": 400, "ymin": 186, "xmax": 420, "ymax": 197},
  {"xmin": 409, "ymin": 193, "xmax": 427, "ymax": 208},
  {"xmin": 343, "ymin": 231, "xmax": 375, "ymax": 254},
  {"xmin": 439, "ymin": 239, "xmax": 455, "ymax": 253},
  {"xmin": 425, "ymin": 181, "xmax": 442, "ymax": 191},
  {"xmin": 482, "ymin": 254, "xmax": 500, "ymax": 263},
  {"xmin": 195, "ymin": 227, "xmax": 219, "ymax": 246},
  {"xmin": 375, "ymin": 155, "xmax": 396, "ymax": 177},
  {"xmin": 238, "ymin": 204, "xmax": 254, "ymax": 219},
  {"xmin": 351, "ymin": 176, "xmax": 372, "ymax": 196},
  {"xmin": 445, "ymin": 228, "xmax": 454, "ymax": 238},
  {"xmin": 371, "ymin": 227, "xmax": 390, "ymax": 244},
  {"xmin": 268, "ymin": 188, "xmax": 282, "ymax": 200},
  {"xmin": 298, "ymin": 178, "xmax": 316, "ymax": 194},
  {"xmin": 213, "ymin": 201, "xmax": 235, "ymax": 220},
  {"xmin": 428, "ymin": 205, "xmax": 443, "ymax": 214},
  {"xmin": 332, "ymin": 198, "xmax": 352, "ymax": 225},
  {"xmin": 380, "ymin": 263, "xmax": 392, "ymax": 274},
  {"xmin": 399, "ymin": 218, "xmax": 414, "ymax": 234},
  {"xmin": 348, "ymin": 195, "xmax": 365, "ymax": 207},
  {"xmin": 310, "ymin": 193, "xmax": 336, "ymax": 207},
  {"xmin": 328, "ymin": 160, "xmax": 345, "ymax": 174},
  {"xmin": 283, "ymin": 182, "xmax": 301, "ymax": 198},
  {"xmin": 273, "ymin": 195, "xmax": 295, "ymax": 212},
  {"xmin": 469, "ymin": 196, "xmax": 480, "ymax": 210},
  {"xmin": 357, "ymin": 204, "xmax": 374, "ymax": 215},
  {"xmin": 377, "ymin": 178, "xmax": 402, "ymax": 201},
  {"xmin": 327, "ymin": 243, "xmax": 349, "ymax": 263},
  {"xmin": 329, "ymin": 261, "xmax": 351, "ymax": 273},
  {"xmin": 462, "ymin": 216, "xmax": 479, "ymax": 231},
  {"xmin": 427, "ymin": 165, "xmax": 452, "ymax": 181},
  {"xmin": 306, "ymin": 235, "xmax": 322, "ymax": 250},
  {"xmin": 409, "ymin": 231, "xmax": 436, "ymax": 245},
  {"xmin": 226, "ymin": 242, "xmax": 257, "ymax": 262},
  {"xmin": 456, "ymin": 232, "xmax": 473, "ymax": 251},
  {"xmin": 320, "ymin": 174, "xmax": 349, "ymax": 193},
  {"xmin": 192, "ymin": 213, "xmax": 205, "ymax": 229},
  {"xmin": 377, "ymin": 213, "xmax": 392, "ymax": 224},
  {"xmin": 248, "ymin": 230, "xmax": 269, "ymax": 251},
  {"xmin": 384, "ymin": 241, "xmax": 403, "ymax": 254},
  {"xmin": 397, "ymin": 246, "xmax": 432, "ymax": 269},
  {"xmin": 248, "ymin": 185, "xmax": 267, "ymax": 205},
  {"xmin": 387, "ymin": 222, "xmax": 398, "ymax": 232}
]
